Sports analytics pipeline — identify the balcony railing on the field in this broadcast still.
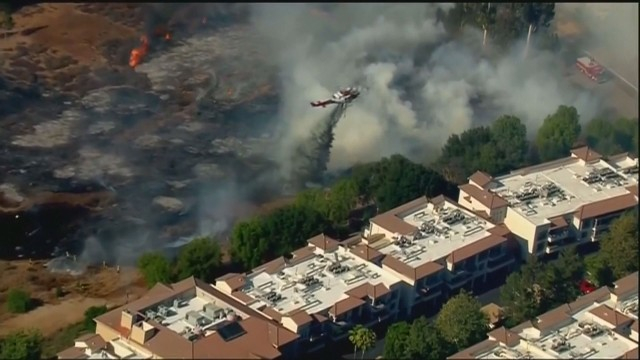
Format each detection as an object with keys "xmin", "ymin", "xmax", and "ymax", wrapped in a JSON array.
[
  {"xmin": 487, "ymin": 254, "xmax": 512, "ymax": 269},
  {"xmin": 548, "ymin": 230, "xmax": 570, "ymax": 243}
]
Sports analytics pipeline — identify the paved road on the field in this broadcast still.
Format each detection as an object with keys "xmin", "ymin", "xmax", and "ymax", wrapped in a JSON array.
[{"xmin": 341, "ymin": 287, "xmax": 503, "ymax": 359}]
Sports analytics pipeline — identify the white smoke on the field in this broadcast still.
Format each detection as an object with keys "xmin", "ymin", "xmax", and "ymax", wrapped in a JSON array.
[{"xmin": 249, "ymin": 3, "xmax": 608, "ymax": 172}]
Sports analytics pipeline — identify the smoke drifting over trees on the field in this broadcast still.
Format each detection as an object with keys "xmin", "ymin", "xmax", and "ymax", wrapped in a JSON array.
[{"xmin": 249, "ymin": 3, "xmax": 604, "ymax": 173}]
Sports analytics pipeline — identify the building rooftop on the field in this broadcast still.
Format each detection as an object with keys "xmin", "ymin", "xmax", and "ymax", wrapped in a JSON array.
[
  {"xmin": 238, "ymin": 244, "xmax": 401, "ymax": 317},
  {"xmin": 491, "ymin": 149, "xmax": 638, "ymax": 225},
  {"xmin": 82, "ymin": 277, "xmax": 297, "ymax": 359},
  {"xmin": 449, "ymin": 272, "xmax": 640, "ymax": 360},
  {"xmin": 373, "ymin": 198, "xmax": 497, "ymax": 268}
]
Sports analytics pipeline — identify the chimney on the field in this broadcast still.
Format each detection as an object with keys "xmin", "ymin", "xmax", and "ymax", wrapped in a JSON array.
[
  {"xmin": 130, "ymin": 321, "xmax": 157, "ymax": 344},
  {"xmin": 120, "ymin": 309, "xmax": 136, "ymax": 329}
]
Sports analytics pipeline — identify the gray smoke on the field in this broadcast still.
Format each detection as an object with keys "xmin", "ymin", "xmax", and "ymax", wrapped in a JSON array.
[{"xmin": 249, "ymin": 3, "xmax": 606, "ymax": 173}]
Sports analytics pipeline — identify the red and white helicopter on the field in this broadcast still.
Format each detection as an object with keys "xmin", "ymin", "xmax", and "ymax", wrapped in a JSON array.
[{"xmin": 310, "ymin": 86, "xmax": 362, "ymax": 109}]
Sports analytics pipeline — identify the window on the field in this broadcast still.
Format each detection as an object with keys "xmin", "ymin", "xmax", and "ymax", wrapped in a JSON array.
[
  {"xmin": 478, "ymin": 250, "xmax": 489, "ymax": 261},
  {"xmin": 536, "ymin": 242, "xmax": 546, "ymax": 252},
  {"xmin": 537, "ymin": 231, "xmax": 548, "ymax": 241}
]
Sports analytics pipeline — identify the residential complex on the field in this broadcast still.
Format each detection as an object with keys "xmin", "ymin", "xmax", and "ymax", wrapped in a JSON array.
[
  {"xmin": 59, "ymin": 147, "xmax": 638, "ymax": 359},
  {"xmin": 459, "ymin": 147, "xmax": 638, "ymax": 257},
  {"xmin": 448, "ymin": 272, "xmax": 639, "ymax": 360},
  {"xmin": 58, "ymin": 277, "xmax": 300, "ymax": 359}
]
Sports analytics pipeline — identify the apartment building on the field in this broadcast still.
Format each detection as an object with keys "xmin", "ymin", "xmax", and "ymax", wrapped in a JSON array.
[
  {"xmin": 214, "ymin": 234, "xmax": 405, "ymax": 353},
  {"xmin": 448, "ymin": 272, "xmax": 639, "ymax": 360},
  {"xmin": 360, "ymin": 195, "xmax": 518, "ymax": 317},
  {"xmin": 459, "ymin": 147, "xmax": 639, "ymax": 258},
  {"xmin": 58, "ymin": 277, "xmax": 299, "ymax": 359}
]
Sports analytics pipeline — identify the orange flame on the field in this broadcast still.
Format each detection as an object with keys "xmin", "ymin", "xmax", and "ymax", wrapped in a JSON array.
[
  {"xmin": 164, "ymin": 32, "xmax": 172, "ymax": 41},
  {"xmin": 129, "ymin": 36, "xmax": 149, "ymax": 69}
]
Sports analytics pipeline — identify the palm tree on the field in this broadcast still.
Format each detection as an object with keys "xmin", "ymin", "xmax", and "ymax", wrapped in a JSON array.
[{"xmin": 348, "ymin": 324, "xmax": 377, "ymax": 359}]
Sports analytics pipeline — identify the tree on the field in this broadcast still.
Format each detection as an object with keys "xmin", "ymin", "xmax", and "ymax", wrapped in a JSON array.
[
  {"xmin": 500, "ymin": 257, "xmax": 548, "ymax": 326},
  {"xmin": 535, "ymin": 105, "xmax": 581, "ymax": 161},
  {"xmin": 383, "ymin": 321, "xmax": 411, "ymax": 359},
  {"xmin": 541, "ymin": 247, "xmax": 585, "ymax": 306},
  {"xmin": 0, "ymin": 329, "xmax": 43, "ymax": 360},
  {"xmin": 583, "ymin": 117, "xmax": 639, "ymax": 156},
  {"xmin": 436, "ymin": 290, "xmax": 488, "ymax": 350},
  {"xmin": 490, "ymin": 115, "xmax": 529, "ymax": 172},
  {"xmin": 175, "ymin": 237, "xmax": 223, "ymax": 282},
  {"xmin": 230, "ymin": 205, "xmax": 330, "ymax": 269},
  {"xmin": 5, "ymin": 288, "xmax": 32, "ymax": 314},
  {"xmin": 406, "ymin": 316, "xmax": 454, "ymax": 360},
  {"xmin": 83, "ymin": 305, "xmax": 108, "ymax": 332},
  {"xmin": 137, "ymin": 252, "xmax": 174, "ymax": 288},
  {"xmin": 324, "ymin": 178, "xmax": 360, "ymax": 223},
  {"xmin": 348, "ymin": 324, "xmax": 376, "ymax": 359},
  {"xmin": 584, "ymin": 253, "xmax": 615, "ymax": 287},
  {"xmin": 598, "ymin": 212, "xmax": 639, "ymax": 279}
]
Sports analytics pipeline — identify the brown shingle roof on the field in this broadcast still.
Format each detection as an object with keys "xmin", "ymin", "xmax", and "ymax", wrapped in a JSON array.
[
  {"xmin": 574, "ymin": 193, "xmax": 638, "ymax": 220},
  {"xmin": 535, "ymin": 304, "xmax": 572, "ymax": 331},
  {"xmin": 632, "ymin": 320, "xmax": 639, "ymax": 333},
  {"xmin": 567, "ymin": 286, "xmax": 611, "ymax": 313},
  {"xmin": 548, "ymin": 215, "xmax": 568, "ymax": 229},
  {"xmin": 57, "ymin": 347, "xmax": 89, "ymax": 359},
  {"xmin": 459, "ymin": 184, "xmax": 508, "ymax": 210},
  {"xmin": 193, "ymin": 317, "xmax": 298, "ymax": 359},
  {"xmin": 93, "ymin": 277, "xmax": 297, "ymax": 359},
  {"xmin": 260, "ymin": 306, "xmax": 283, "ymax": 322},
  {"xmin": 571, "ymin": 146, "xmax": 602, "ymax": 162},
  {"xmin": 488, "ymin": 326, "xmax": 520, "ymax": 347},
  {"xmin": 75, "ymin": 333, "xmax": 107, "ymax": 352},
  {"xmin": 330, "ymin": 296, "xmax": 365, "ymax": 317},
  {"xmin": 350, "ymin": 244, "xmax": 384, "ymax": 262},
  {"xmin": 216, "ymin": 273, "xmax": 247, "ymax": 292},
  {"xmin": 469, "ymin": 171, "xmax": 493, "ymax": 188},
  {"xmin": 369, "ymin": 197, "xmax": 430, "ymax": 235},
  {"xmin": 447, "ymin": 339, "xmax": 498, "ymax": 359},
  {"xmin": 626, "ymin": 184, "xmax": 638, "ymax": 197},
  {"xmin": 589, "ymin": 304, "xmax": 634, "ymax": 327},
  {"xmin": 285, "ymin": 310, "xmax": 313, "ymax": 326},
  {"xmin": 308, "ymin": 233, "xmax": 340, "ymax": 252},
  {"xmin": 345, "ymin": 283, "xmax": 390, "ymax": 300},
  {"xmin": 447, "ymin": 234, "xmax": 507, "ymax": 264},
  {"xmin": 381, "ymin": 255, "xmax": 444, "ymax": 282},
  {"xmin": 622, "ymin": 347, "xmax": 639, "ymax": 360},
  {"xmin": 613, "ymin": 272, "xmax": 639, "ymax": 298}
]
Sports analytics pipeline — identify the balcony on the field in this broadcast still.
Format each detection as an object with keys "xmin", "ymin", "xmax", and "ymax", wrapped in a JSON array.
[
  {"xmin": 487, "ymin": 254, "xmax": 513, "ymax": 270},
  {"xmin": 545, "ymin": 244, "xmax": 561, "ymax": 254},
  {"xmin": 547, "ymin": 230, "xmax": 570, "ymax": 243},
  {"xmin": 447, "ymin": 270, "xmax": 471, "ymax": 287},
  {"xmin": 329, "ymin": 320, "xmax": 353, "ymax": 340},
  {"xmin": 369, "ymin": 302, "xmax": 386, "ymax": 313}
]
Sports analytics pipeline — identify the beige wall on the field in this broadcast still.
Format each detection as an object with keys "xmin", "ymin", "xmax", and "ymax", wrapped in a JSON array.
[
  {"xmin": 368, "ymin": 223, "xmax": 396, "ymax": 239},
  {"xmin": 503, "ymin": 208, "xmax": 538, "ymax": 256}
]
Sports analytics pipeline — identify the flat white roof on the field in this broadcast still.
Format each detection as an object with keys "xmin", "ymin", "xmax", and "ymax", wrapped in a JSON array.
[
  {"xmin": 493, "ymin": 158, "xmax": 638, "ymax": 225},
  {"xmin": 474, "ymin": 298, "xmax": 638, "ymax": 359},
  {"xmin": 376, "ymin": 200, "xmax": 495, "ymax": 266},
  {"xmin": 516, "ymin": 303, "xmax": 638, "ymax": 359},
  {"xmin": 242, "ymin": 246, "xmax": 401, "ymax": 315},
  {"xmin": 140, "ymin": 292, "xmax": 247, "ymax": 339}
]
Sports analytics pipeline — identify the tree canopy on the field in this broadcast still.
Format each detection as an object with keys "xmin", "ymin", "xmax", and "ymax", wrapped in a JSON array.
[
  {"xmin": 0, "ymin": 329, "xmax": 43, "ymax": 360},
  {"xmin": 437, "ymin": 115, "xmax": 529, "ymax": 183},
  {"xmin": 535, "ymin": 105, "xmax": 582, "ymax": 162},
  {"xmin": 137, "ymin": 252, "xmax": 174, "ymax": 288},
  {"xmin": 230, "ymin": 205, "xmax": 330, "ymax": 269},
  {"xmin": 175, "ymin": 237, "xmax": 223, "ymax": 282},
  {"xmin": 84, "ymin": 305, "xmax": 108, "ymax": 332},
  {"xmin": 435, "ymin": 290, "xmax": 488, "ymax": 349},
  {"xmin": 383, "ymin": 321, "xmax": 411, "ymax": 359},
  {"xmin": 406, "ymin": 316, "xmax": 454, "ymax": 359},
  {"xmin": 348, "ymin": 324, "xmax": 376, "ymax": 359},
  {"xmin": 583, "ymin": 117, "xmax": 639, "ymax": 156},
  {"xmin": 597, "ymin": 211, "xmax": 639, "ymax": 279}
]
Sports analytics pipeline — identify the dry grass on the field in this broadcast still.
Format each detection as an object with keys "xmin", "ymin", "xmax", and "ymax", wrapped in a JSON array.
[{"xmin": 0, "ymin": 260, "xmax": 146, "ymax": 337}]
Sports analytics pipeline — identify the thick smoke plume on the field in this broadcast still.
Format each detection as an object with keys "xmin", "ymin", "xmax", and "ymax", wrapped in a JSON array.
[{"xmin": 250, "ymin": 3, "xmax": 605, "ymax": 173}]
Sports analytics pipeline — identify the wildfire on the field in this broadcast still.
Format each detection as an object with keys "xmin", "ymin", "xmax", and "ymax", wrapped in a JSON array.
[
  {"xmin": 129, "ymin": 36, "xmax": 149, "ymax": 69},
  {"xmin": 128, "ymin": 28, "xmax": 172, "ymax": 69}
]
